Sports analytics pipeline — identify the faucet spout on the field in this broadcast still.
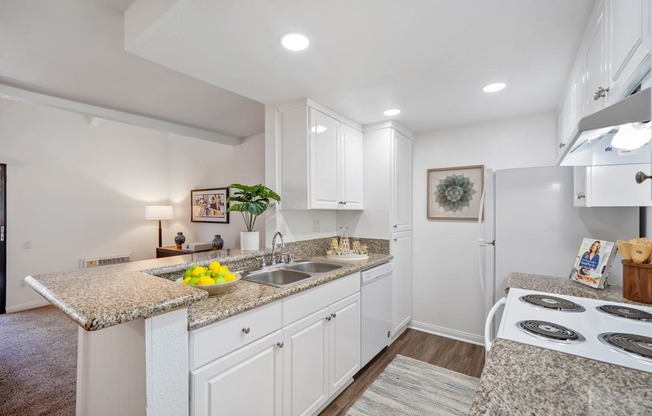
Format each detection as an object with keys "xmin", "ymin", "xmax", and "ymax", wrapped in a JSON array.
[{"xmin": 270, "ymin": 231, "xmax": 285, "ymax": 265}]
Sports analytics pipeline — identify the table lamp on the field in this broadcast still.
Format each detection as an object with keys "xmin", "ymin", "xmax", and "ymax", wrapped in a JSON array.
[{"xmin": 145, "ymin": 205, "xmax": 173, "ymax": 247}]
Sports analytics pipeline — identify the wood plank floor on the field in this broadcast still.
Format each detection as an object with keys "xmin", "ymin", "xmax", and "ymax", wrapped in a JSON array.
[{"xmin": 319, "ymin": 328, "xmax": 486, "ymax": 416}]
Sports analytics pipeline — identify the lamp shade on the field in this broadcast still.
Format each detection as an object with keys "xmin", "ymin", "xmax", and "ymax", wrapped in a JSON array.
[{"xmin": 145, "ymin": 205, "xmax": 173, "ymax": 221}]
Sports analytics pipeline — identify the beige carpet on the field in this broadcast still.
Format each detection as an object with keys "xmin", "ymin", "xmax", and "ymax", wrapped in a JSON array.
[{"xmin": 0, "ymin": 306, "xmax": 77, "ymax": 416}]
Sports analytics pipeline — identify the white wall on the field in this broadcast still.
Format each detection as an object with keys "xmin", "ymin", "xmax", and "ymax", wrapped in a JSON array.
[
  {"xmin": 168, "ymin": 132, "xmax": 265, "ymax": 248},
  {"xmin": 411, "ymin": 113, "xmax": 558, "ymax": 343},
  {"xmin": 0, "ymin": 99, "xmax": 264, "ymax": 312}
]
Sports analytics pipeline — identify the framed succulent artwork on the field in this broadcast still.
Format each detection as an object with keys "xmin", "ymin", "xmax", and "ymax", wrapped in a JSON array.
[{"xmin": 427, "ymin": 165, "xmax": 484, "ymax": 220}]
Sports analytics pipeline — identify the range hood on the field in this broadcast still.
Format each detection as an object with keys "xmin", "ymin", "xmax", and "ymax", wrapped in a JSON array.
[{"xmin": 557, "ymin": 88, "xmax": 651, "ymax": 166}]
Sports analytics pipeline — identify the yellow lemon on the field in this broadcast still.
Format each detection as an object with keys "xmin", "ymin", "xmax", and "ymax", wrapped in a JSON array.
[
  {"xmin": 192, "ymin": 267, "xmax": 203, "ymax": 277},
  {"xmin": 209, "ymin": 261, "xmax": 220, "ymax": 271},
  {"xmin": 182, "ymin": 277, "xmax": 192, "ymax": 285},
  {"xmin": 197, "ymin": 276, "xmax": 215, "ymax": 286},
  {"xmin": 224, "ymin": 273, "xmax": 236, "ymax": 282},
  {"xmin": 218, "ymin": 266, "xmax": 229, "ymax": 275}
]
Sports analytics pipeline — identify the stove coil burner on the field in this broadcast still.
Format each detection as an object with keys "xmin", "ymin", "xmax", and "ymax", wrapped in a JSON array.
[
  {"xmin": 597, "ymin": 305, "xmax": 652, "ymax": 322},
  {"xmin": 519, "ymin": 294, "xmax": 585, "ymax": 312},
  {"xmin": 517, "ymin": 320, "xmax": 585, "ymax": 343},
  {"xmin": 599, "ymin": 333, "xmax": 652, "ymax": 362}
]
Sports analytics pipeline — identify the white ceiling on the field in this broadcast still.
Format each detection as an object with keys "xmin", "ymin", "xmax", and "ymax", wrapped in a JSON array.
[
  {"xmin": 125, "ymin": 0, "xmax": 594, "ymax": 134},
  {"xmin": 0, "ymin": 0, "xmax": 594, "ymax": 139},
  {"xmin": 0, "ymin": 0, "xmax": 264, "ymax": 139}
]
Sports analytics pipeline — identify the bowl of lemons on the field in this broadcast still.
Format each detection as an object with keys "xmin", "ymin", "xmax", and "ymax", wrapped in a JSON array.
[{"xmin": 176, "ymin": 261, "xmax": 241, "ymax": 296}]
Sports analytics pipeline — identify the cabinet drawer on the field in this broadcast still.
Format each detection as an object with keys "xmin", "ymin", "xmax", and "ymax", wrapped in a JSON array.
[
  {"xmin": 190, "ymin": 301, "xmax": 283, "ymax": 370},
  {"xmin": 283, "ymin": 273, "xmax": 360, "ymax": 326}
]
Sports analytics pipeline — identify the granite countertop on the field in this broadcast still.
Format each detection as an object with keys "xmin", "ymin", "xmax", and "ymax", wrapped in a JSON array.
[
  {"xmin": 469, "ymin": 339, "xmax": 652, "ymax": 416},
  {"xmin": 469, "ymin": 272, "xmax": 652, "ymax": 415},
  {"xmin": 25, "ymin": 240, "xmax": 391, "ymax": 332}
]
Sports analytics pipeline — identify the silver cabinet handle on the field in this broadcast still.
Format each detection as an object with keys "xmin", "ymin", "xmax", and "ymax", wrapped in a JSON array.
[
  {"xmin": 325, "ymin": 316, "xmax": 332, "ymax": 321},
  {"xmin": 242, "ymin": 327, "xmax": 251, "ymax": 334},
  {"xmin": 635, "ymin": 171, "xmax": 652, "ymax": 184},
  {"xmin": 576, "ymin": 193, "xmax": 586, "ymax": 200},
  {"xmin": 331, "ymin": 313, "xmax": 336, "ymax": 319},
  {"xmin": 276, "ymin": 342, "xmax": 284, "ymax": 348},
  {"xmin": 594, "ymin": 86, "xmax": 610, "ymax": 101},
  {"xmin": 558, "ymin": 143, "xmax": 566, "ymax": 149},
  {"xmin": 393, "ymin": 225, "xmax": 397, "ymax": 228}
]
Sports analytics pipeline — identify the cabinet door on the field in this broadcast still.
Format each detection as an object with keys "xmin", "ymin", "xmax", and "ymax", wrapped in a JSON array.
[
  {"xmin": 587, "ymin": 164, "xmax": 652, "ymax": 207},
  {"xmin": 191, "ymin": 330, "xmax": 283, "ymax": 416},
  {"xmin": 309, "ymin": 109, "xmax": 340, "ymax": 210},
  {"xmin": 557, "ymin": 105, "xmax": 567, "ymax": 157},
  {"xmin": 609, "ymin": 0, "xmax": 650, "ymax": 100},
  {"xmin": 391, "ymin": 231, "xmax": 412, "ymax": 339},
  {"xmin": 573, "ymin": 167, "xmax": 588, "ymax": 207},
  {"xmin": 328, "ymin": 293, "xmax": 360, "ymax": 395},
  {"xmin": 585, "ymin": 2, "xmax": 609, "ymax": 115},
  {"xmin": 392, "ymin": 130, "xmax": 413, "ymax": 233},
  {"xmin": 283, "ymin": 308, "xmax": 329, "ymax": 416},
  {"xmin": 340, "ymin": 124, "xmax": 364, "ymax": 210}
]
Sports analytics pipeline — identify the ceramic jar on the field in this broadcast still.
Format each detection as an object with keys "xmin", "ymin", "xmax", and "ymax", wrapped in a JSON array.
[{"xmin": 174, "ymin": 232, "xmax": 186, "ymax": 249}]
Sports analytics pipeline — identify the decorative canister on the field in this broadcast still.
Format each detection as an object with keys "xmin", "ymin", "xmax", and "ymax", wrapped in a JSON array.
[
  {"xmin": 211, "ymin": 234, "xmax": 224, "ymax": 250},
  {"xmin": 622, "ymin": 260, "xmax": 652, "ymax": 304},
  {"xmin": 174, "ymin": 232, "xmax": 186, "ymax": 249}
]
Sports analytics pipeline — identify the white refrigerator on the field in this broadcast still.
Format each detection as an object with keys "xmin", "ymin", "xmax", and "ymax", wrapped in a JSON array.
[{"xmin": 480, "ymin": 166, "xmax": 639, "ymax": 317}]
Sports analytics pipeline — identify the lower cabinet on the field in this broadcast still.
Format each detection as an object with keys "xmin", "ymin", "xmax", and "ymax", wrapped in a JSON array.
[
  {"xmin": 190, "ymin": 274, "xmax": 362, "ymax": 416},
  {"xmin": 283, "ymin": 293, "xmax": 361, "ymax": 416},
  {"xmin": 191, "ymin": 330, "xmax": 284, "ymax": 416},
  {"xmin": 391, "ymin": 232, "xmax": 412, "ymax": 339}
]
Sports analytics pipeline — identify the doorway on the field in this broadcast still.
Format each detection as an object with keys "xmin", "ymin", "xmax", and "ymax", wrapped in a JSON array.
[{"xmin": 1, "ymin": 164, "xmax": 5, "ymax": 314}]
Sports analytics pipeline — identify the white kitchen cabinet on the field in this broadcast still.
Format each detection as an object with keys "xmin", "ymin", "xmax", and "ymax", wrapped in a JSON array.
[
  {"xmin": 392, "ymin": 130, "xmax": 412, "ymax": 233},
  {"xmin": 608, "ymin": 0, "xmax": 651, "ymax": 102},
  {"xmin": 279, "ymin": 100, "xmax": 363, "ymax": 210},
  {"xmin": 191, "ymin": 330, "xmax": 284, "ymax": 416},
  {"xmin": 391, "ymin": 231, "xmax": 412, "ymax": 340},
  {"xmin": 283, "ymin": 293, "xmax": 360, "ymax": 416},
  {"xmin": 575, "ymin": 163, "xmax": 652, "ymax": 207},
  {"xmin": 585, "ymin": 1, "xmax": 609, "ymax": 116}
]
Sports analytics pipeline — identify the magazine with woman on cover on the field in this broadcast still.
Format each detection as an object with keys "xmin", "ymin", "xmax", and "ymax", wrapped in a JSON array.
[{"xmin": 569, "ymin": 238, "xmax": 617, "ymax": 289}]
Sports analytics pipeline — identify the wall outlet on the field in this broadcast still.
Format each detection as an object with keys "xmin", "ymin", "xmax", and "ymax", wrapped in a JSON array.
[{"xmin": 312, "ymin": 219, "xmax": 320, "ymax": 232}]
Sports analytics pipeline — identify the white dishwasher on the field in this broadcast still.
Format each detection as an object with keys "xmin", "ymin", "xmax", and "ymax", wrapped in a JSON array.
[{"xmin": 360, "ymin": 262, "xmax": 393, "ymax": 367}]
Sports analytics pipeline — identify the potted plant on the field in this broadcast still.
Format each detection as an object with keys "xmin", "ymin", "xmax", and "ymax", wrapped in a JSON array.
[{"xmin": 226, "ymin": 183, "xmax": 281, "ymax": 251}]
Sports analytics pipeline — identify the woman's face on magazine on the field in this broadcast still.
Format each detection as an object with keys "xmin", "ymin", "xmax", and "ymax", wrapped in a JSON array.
[{"xmin": 590, "ymin": 241, "xmax": 600, "ymax": 253}]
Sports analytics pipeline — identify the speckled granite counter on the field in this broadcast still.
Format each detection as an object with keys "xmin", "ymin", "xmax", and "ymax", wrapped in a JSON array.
[
  {"xmin": 25, "ymin": 237, "xmax": 390, "ymax": 331},
  {"xmin": 469, "ymin": 339, "xmax": 652, "ymax": 416},
  {"xmin": 469, "ymin": 272, "xmax": 652, "ymax": 415},
  {"xmin": 508, "ymin": 272, "xmax": 649, "ymax": 306}
]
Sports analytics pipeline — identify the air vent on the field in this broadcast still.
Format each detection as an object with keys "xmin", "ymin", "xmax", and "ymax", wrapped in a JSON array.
[{"xmin": 80, "ymin": 254, "xmax": 131, "ymax": 268}]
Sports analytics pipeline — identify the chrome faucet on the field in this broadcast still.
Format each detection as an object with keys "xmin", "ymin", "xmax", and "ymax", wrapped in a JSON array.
[{"xmin": 270, "ymin": 231, "xmax": 285, "ymax": 265}]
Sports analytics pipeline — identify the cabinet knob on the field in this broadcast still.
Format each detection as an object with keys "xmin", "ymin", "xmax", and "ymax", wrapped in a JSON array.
[
  {"xmin": 331, "ymin": 313, "xmax": 337, "ymax": 319},
  {"xmin": 593, "ymin": 86, "xmax": 610, "ymax": 101},
  {"xmin": 393, "ymin": 225, "xmax": 398, "ymax": 229},
  {"xmin": 387, "ymin": 331, "xmax": 391, "ymax": 338},
  {"xmin": 636, "ymin": 171, "xmax": 652, "ymax": 184},
  {"xmin": 325, "ymin": 316, "xmax": 332, "ymax": 321},
  {"xmin": 558, "ymin": 143, "xmax": 566, "ymax": 149},
  {"xmin": 576, "ymin": 193, "xmax": 586, "ymax": 200},
  {"xmin": 276, "ymin": 342, "xmax": 284, "ymax": 348},
  {"xmin": 242, "ymin": 327, "xmax": 251, "ymax": 334}
]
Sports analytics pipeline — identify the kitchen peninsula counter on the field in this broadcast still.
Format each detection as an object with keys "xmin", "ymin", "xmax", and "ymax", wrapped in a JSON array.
[
  {"xmin": 25, "ymin": 243, "xmax": 391, "ymax": 331},
  {"xmin": 470, "ymin": 272, "xmax": 652, "ymax": 415}
]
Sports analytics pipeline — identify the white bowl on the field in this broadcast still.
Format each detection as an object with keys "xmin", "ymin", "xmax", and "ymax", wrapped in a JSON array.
[{"xmin": 176, "ymin": 272, "xmax": 242, "ymax": 296}]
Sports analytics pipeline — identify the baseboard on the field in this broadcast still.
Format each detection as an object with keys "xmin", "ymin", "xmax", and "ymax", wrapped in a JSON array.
[
  {"xmin": 6, "ymin": 299, "xmax": 51, "ymax": 313},
  {"xmin": 409, "ymin": 320, "xmax": 484, "ymax": 346}
]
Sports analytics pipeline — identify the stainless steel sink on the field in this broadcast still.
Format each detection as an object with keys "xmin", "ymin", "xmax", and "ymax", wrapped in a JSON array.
[
  {"xmin": 285, "ymin": 261, "xmax": 343, "ymax": 273},
  {"xmin": 240, "ymin": 260, "xmax": 345, "ymax": 288},
  {"xmin": 241, "ymin": 269, "xmax": 312, "ymax": 288}
]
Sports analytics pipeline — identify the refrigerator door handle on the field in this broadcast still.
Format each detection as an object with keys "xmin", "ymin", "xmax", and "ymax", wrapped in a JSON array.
[{"xmin": 484, "ymin": 297, "xmax": 507, "ymax": 352}]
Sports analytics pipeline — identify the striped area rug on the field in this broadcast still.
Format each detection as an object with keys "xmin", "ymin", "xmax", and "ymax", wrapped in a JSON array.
[{"xmin": 347, "ymin": 355, "xmax": 479, "ymax": 416}]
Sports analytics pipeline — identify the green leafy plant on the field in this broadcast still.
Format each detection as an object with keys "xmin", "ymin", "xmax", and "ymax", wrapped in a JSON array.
[{"xmin": 226, "ymin": 184, "xmax": 281, "ymax": 232}]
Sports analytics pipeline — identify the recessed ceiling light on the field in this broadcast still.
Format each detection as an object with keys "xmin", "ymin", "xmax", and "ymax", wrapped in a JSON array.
[
  {"xmin": 483, "ymin": 82, "xmax": 506, "ymax": 93},
  {"xmin": 281, "ymin": 33, "xmax": 310, "ymax": 51},
  {"xmin": 383, "ymin": 108, "xmax": 401, "ymax": 117}
]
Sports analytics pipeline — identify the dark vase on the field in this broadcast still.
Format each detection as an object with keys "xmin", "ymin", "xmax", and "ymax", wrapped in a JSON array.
[
  {"xmin": 174, "ymin": 232, "xmax": 186, "ymax": 249},
  {"xmin": 212, "ymin": 234, "xmax": 224, "ymax": 250}
]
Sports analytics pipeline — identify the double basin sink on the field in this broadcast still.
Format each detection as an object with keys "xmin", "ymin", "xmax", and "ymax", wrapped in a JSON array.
[{"xmin": 239, "ymin": 260, "xmax": 346, "ymax": 288}]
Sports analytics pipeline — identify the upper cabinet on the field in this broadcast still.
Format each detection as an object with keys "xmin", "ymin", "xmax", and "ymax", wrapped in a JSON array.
[
  {"xmin": 557, "ymin": 0, "xmax": 650, "ymax": 150},
  {"xmin": 278, "ymin": 100, "xmax": 363, "ymax": 211},
  {"xmin": 392, "ymin": 130, "xmax": 412, "ymax": 233}
]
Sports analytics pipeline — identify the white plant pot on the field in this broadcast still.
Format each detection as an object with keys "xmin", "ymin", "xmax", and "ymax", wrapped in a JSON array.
[{"xmin": 240, "ymin": 231, "xmax": 260, "ymax": 251}]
